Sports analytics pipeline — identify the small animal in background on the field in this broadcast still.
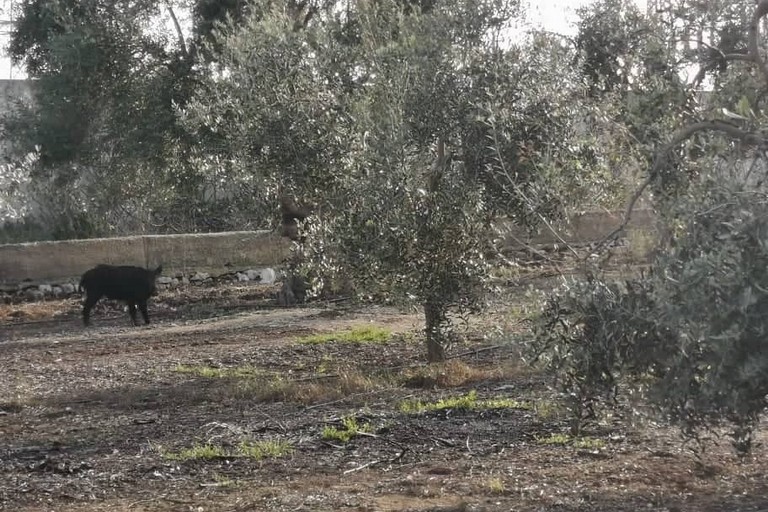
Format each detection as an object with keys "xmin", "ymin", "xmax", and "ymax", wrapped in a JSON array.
[{"xmin": 79, "ymin": 264, "xmax": 163, "ymax": 326}]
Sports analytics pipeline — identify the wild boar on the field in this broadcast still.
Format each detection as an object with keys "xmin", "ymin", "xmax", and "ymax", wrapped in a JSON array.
[{"xmin": 79, "ymin": 264, "xmax": 163, "ymax": 326}]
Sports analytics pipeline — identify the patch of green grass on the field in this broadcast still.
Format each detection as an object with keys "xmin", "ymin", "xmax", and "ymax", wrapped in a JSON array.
[
  {"xmin": 298, "ymin": 325, "xmax": 391, "ymax": 345},
  {"xmin": 398, "ymin": 390, "xmax": 531, "ymax": 414},
  {"xmin": 536, "ymin": 433, "xmax": 572, "ymax": 446},
  {"xmin": 316, "ymin": 355, "xmax": 333, "ymax": 374},
  {"xmin": 238, "ymin": 439, "xmax": 294, "ymax": 458},
  {"xmin": 534, "ymin": 400, "xmax": 568, "ymax": 421},
  {"xmin": 173, "ymin": 364, "xmax": 264, "ymax": 379},
  {"xmin": 161, "ymin": 440, "xmax": 294, "ymax": 461},
  {"xmin": 322, "ymin": 416, "xmax": 372, "ymax": 443},
  {"xmin": 535, "ymin": 433, "xmax": 606, "ymax": 449},
  {"xmin": 228, "ymin": 370, "xmax": 381, "ymax": 405}
]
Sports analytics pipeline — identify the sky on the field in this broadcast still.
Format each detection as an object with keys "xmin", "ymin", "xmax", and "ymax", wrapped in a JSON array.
[{"xmin": 524, "ymin": 0, "xmax": 647, "ymax": 36}]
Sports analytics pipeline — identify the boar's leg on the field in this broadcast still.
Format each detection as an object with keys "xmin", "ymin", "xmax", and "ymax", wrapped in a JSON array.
[
  {"xmin": 127, "ymin": 301, "xmax": 139, "ymax": 326},
  {"xmin": 138, "ymin": 301, "xmax": 151, "ymax": 325},
  {"xmin": 82, "ymin": 293, "xmax": 102, "ymax": 326}
]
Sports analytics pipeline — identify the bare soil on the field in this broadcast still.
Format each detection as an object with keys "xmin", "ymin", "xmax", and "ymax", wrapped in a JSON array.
[{"xmin": 1, "ymin": 281, "xmax": 767, "ymax": 512}]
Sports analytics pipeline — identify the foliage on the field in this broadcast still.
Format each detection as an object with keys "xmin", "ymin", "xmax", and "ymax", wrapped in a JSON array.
[
  {"xmin": 533, "ymin": 175, "xmax": 768, "ymax": 454},
  {"xmin": 182, "ymin": 0, "xmax": 615, "ymax": 361},
  {"xmin": 531, "ymin": 275, "xmax": 663, "ymax": 435},
  {"xmin": 529, "ymin": 0, "xmax": 768, "ymax": 454},
  {"xmin": 576, "ymin": 0, "xmax": 649, "ymax": 98},
  {"xmin": 178, "ymin": 0, "xmax": 503, "ymax": 360},
  {"xmin": 3, "ymin": 0, "xmax": 256, "ymax": 237}
]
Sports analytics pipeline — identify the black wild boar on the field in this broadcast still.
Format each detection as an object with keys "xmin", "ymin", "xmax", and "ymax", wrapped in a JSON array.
[{"xmin": 79, "ymin": 264, "xmax": 163, "ymax": 326}]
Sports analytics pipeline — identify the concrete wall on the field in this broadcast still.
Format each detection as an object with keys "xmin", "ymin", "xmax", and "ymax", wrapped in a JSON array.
[
  {"xmin": 499, "ymin": 209, "xmax": 657, "ymax": 247},
  {"xmin": 0, "ymin": 230, "xmax": 291, "ymax": 284},
  {"xmin": 0, "ymin": 210, "xmax": 656, "ymax": 284}
]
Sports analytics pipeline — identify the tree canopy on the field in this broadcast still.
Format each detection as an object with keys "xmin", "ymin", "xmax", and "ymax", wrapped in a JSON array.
[{"xmin": 533, "ymin": 0, "xmax": 768, "ymax": 453}]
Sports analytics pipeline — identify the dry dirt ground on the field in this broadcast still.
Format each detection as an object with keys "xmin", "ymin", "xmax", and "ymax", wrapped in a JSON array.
[{"xmin": 1, "ymin": 281, "xmax": 768, "ymax": 512}]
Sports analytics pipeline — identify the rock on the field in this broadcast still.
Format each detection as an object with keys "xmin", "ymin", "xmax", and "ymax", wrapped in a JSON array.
[
  {"xmin": 157, "ymin": 276, "xmax": 174, "ymax": 285},
  {"xmin": 61, "ymin": 283, "xmax": 76, "ymax": 294},
  {"xmin": 245, "ymin": 269, "xmax": 261, "ymax": 281},
  {"xmin": 259, "ymin": 268, "xmax": 277, "ymax": 284},
  {"xmin": 0, "ymin": 284, "xmax": 17, "ymax": 294},
  {"xmin": 236, "ymin": 272, "xmax": 249, "ymax": 282},
  {"xmin": 38, "ymin": 284, "xmax": 53, "ymax": 294},
  {"xmin": 190, "ymin": 272, "xmax": 210, "ymax": 282},
  {"xmin": 51, "ymin": 286, "xmax": 63, "ymax": 298},
  {"xmin": 25, "ymin": 289, "xmax": 44, "ymax": 301}
]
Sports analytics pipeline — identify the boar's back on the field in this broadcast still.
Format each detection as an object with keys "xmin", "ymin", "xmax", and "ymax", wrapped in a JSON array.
[{"xmin": 80, "ymin": 264, "xmax": 160, "ymax": 300}]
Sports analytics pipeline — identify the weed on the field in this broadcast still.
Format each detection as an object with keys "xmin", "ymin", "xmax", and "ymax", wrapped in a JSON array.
[
  {"xmin": 398, "ymin": 390, "xmax": 530, "ymax": 414},
  {"xmin": 572, "ymin": 437, "xmax": 606, "ymax": 449},
  {"xmin": 535, "ymin": 433, "xmax": 606, "ymax": 449},
  {"xmin": 534, "ymin": 400, "xmax": 568, "ymax": 421},
  {"xmin": 297, "ymin": 325, "xmax": 391, "ymax": 345},
  {"xmin": 402, "ymin": 360, "xmax": 527, "ymax": 389},
  {"xmin": 161, "ymin": 439, "xmax": 294, "ymax": 461},
  {"xmin": 238, "ymin": 439, "xmax": 294, "ymax": 458},
  {"xmin": 317, "ymin": 355, "xmax": 333, "ymax": 374},
  {"xmin": 230, "ymin": 370, "xmax": 382, "ymax": 405},
  {"xmin": 491, "ymin": 263, "xmax": 521, "ymax": 281},
  {"xmin": 536, "ymin": 433, "xmax": 572, "ymax": 446},
  {"xmin": 322, "ymin": 416, "xmax": 372, "ymax": 442},
  {"xmin": 173, "ymin": 364, "xmax": 263, "ymax": 379},
  {"xmin": 487, "ymin": 477, "xmax": 506, "ymax": 494}
]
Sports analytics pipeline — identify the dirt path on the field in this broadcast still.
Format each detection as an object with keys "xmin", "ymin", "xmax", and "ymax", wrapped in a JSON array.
[{"xmin": 2, "ymin": 282, "xmax": 767, "ymax": 511}]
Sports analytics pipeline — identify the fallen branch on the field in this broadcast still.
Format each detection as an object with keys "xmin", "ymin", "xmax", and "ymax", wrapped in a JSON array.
[{"xmin": 343, "ymin": 459, "xmax": 383, "ymax": 474}]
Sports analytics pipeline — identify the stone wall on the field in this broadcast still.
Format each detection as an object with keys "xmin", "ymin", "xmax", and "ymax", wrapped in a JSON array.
[
  {"xmin": 0, "ymin": 209, "xmax": 657, "ymax": 287},
  {"xmin": 0, "ymin": 230, "xmax": 291, "ymax": 284},
  {"xmin": 498, "ymin": 209, "xmax": 657, "ymax": 248}
]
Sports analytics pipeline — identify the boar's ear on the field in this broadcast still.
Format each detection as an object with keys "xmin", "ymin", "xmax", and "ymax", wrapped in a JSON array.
[{"xmin": 155, "ymin": 265, "xmax": 163, "ymax": 275}]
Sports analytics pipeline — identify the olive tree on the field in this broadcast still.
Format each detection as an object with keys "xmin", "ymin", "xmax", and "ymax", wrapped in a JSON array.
[
  {"xmin": 533, "ymin": 0, "xmax": 768, "ymax": 453},
  {"xmin": 185, "ymin": 0, "xmax": 610, "ymax": 361}
]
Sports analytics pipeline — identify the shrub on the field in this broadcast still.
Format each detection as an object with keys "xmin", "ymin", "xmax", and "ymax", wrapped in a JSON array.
[{"xmin": 532, "ymin": 180, "xmax": 768, "ymax": 454}]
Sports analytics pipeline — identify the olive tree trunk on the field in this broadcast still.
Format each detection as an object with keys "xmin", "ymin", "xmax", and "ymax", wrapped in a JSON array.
[{"xmin": 424, "ymin": 301, "xmax": 447, "ymax": 362}]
